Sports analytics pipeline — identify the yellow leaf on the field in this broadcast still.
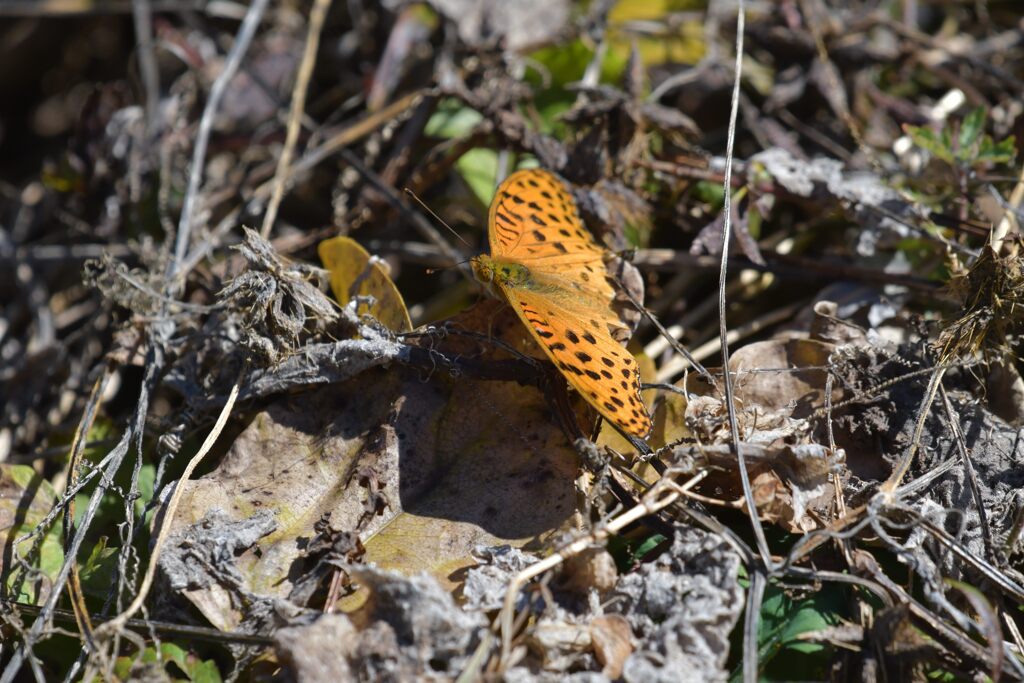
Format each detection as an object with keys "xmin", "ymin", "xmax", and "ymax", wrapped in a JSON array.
[{"xmin": 318, "ymin": 236, "xmax": 412, "ymax": 333}]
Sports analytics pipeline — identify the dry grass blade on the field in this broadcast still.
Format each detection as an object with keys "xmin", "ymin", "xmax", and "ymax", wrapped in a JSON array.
[{"xmin": 260, "ymin": 0, "xmax": 332, "ymax": 239}]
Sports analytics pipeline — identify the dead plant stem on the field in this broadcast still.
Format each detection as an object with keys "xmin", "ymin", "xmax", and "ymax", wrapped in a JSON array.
[
  {"xmin": 260, "ymin": 0, "xmax": 332, "ymax": 239},
  {"xmin": 92, "ymin": 378, "xmax": 242, "ymax": 643}
]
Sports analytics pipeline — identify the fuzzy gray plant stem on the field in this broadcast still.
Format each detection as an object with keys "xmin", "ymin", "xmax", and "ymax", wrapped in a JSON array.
[
  {"xmin": 131, "ymin": 0, "xmax": 161, "ymax": 136},
  {"xmin": 170, "ymin": 0, "xmax": 270, "ymax": 281}
]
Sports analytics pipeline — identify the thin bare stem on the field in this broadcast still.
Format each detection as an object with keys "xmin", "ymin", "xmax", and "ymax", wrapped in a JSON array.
[
  {"xmin": 170, "ymin": 0, "xmax": 270, "ymax": 282},
  {"xmin": 131, "ymin": 0, "xmax": 161, "ymax": 135},
  {"xmin": 93, "ymin": 377, "xmax": 241, "ymax": 642},
  {"xmin": 260, "ymin": 0, "xmax": 332, "ymax": 239},
  {"xmin": 714, "ymin": 1, "xmax": 770, "ymax": 568}
]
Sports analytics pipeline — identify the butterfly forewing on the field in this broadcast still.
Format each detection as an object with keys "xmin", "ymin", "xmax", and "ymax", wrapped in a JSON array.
[
  {"xmin": 485, "ymin": 169, "xmax": 651, "ymax": 439},
  {"xmin": 489, "ymin": 172, "xmax": 616, "ymax": 295}
]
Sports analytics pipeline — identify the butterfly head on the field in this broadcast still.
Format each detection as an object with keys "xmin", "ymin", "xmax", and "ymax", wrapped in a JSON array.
[{"xmin": 470, "ymin": 254, "xmax": 495, "ymax": 287}]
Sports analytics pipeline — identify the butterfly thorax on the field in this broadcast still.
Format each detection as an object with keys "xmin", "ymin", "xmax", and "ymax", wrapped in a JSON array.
[{"xmin": 471, "ymin": 254, "xmax": 533, "ymax": 292}]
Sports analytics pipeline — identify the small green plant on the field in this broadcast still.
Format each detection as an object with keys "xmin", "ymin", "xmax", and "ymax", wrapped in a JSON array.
[
  {"xmin": 904, "ymin": 107, "xmax": 1015, "ymax": 171},
  {"xmin": 901, "ymin": 106, "xmax": 1016, "ymax": 235}
]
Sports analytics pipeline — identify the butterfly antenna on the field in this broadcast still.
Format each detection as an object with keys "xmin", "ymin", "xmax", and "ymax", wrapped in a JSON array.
[
  {"xmin": 426, "ymin": 256, "xmax": 473, "ymax": 275},
  {"xmin": 404, "ymin": 188, "xmax": 473, "ymax": 250}
]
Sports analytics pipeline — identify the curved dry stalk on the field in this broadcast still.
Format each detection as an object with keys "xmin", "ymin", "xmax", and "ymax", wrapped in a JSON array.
[
  {"xmin": 170, "ymin": 0, "xmax": 270, "ymax": 280},
  {"xmin": 712, "ymin": 0, "xmax": 772, "ymax": 635},
  {"xmin": 495, "ymin": 469, "xmax": 708, "ymax": 668},
  {"xmin": 92, "ymin": 377, "xmax": 242, "ymax": 644},
  {"xmin": 881, "ymin": 365, "xmax": 945, "ymax": 494},
  {"xmin": 260, "ymin": 0, "xmax": 332, "ymax": 239}
]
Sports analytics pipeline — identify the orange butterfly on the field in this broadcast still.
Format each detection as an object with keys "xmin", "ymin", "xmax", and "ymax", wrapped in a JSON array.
[{"xmin": 471, "ymin": 169, "xmax": 651, "ymax": 439}]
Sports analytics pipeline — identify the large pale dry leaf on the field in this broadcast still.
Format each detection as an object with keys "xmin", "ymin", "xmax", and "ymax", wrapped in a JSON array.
[
  {"xmin": 726, "ymin": 338, "xmax": 837, "ymax": 417},
  {"xmin": 164, "ymin": 300, "xmax": 583, "ymax": 629},
  {"xmin": 652, "ymin": 336, "xmax": 846, "ymax": 531},
  {"xmin": 360, "ymin": 300, "xmax": 586, "ymax": 584}
]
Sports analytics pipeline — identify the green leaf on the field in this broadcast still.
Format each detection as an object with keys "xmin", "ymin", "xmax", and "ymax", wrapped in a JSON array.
[
  {"xmin": 747, "ymin": 205, "xmax": 763, "ymax": 240},
  {"xmin": 976, "ymin": 135, "xmax": 1016, "ymax": 165},
  {"xmin": 134, "ymin": 464, "xmax": 156, "ymax": 520},
  {"xmin": 455, "ymin": 148, "xmax": 500, "ymax": 207},
  {"xmin": 758, "ymin": 589, "xmax": 834, "ymax": 648},
  {"xmin": 524, "ymin": 38, "xmax": 629, "ymax": 134},
  {"xmin": 78, "ymin": 536, "xmax": 120, "ymax": 598},
  {"xmin": 425, "ymin": 99, "xmax": 483, "ymax": 139},
  {"xmin": 958, "ymin": 107, "xmax": 986, "ymax": 153},
  {"xmin": 112, "ymin": 643, "xmax": 223, "ymax": 682},
  {"xmin": 608, "ymin": 533, "xmax": 667, "ymax": 571},
  {"xmin": 188, "ymin": 659, "xmax": 224, "ymax": 683},
  {"xmin": 692, "ymin": 180, "xmax": 725, "ymax": 206},
  {"xmin": 632, "ymin": 534, "xmax": 665, "ymax": 559},
  {"xmin": 731, "ymin": 582, "xmax": 848, "ymax": 681},
  {"xmin": 528, "ymin": 39, "xmax": 625, "ymax": 89},
  {"xmin": 1, "ymin": 464, "xmax": 64, "ymax": 604},
  {"xmin": 939, "ymin": 126, "xmax": 953, "ymax": 161},
  {"xmin": 905, "ymin": 125, "xmax": 954, "ymax": 163}
]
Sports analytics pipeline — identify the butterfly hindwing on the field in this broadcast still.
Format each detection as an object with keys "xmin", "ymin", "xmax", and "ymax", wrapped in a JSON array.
[{"xmin": 501, "ymin": 287, "xmax": 651, "ymax": 438}]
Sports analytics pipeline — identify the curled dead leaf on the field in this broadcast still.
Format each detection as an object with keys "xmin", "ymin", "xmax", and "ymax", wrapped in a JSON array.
[
  {"xmin": 319, "ymin": 235, "xmax": 412, "ymax": 333},
  {"xmin": 590, "ymin": 614, "xmax": 633, "ymax": 680}
]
